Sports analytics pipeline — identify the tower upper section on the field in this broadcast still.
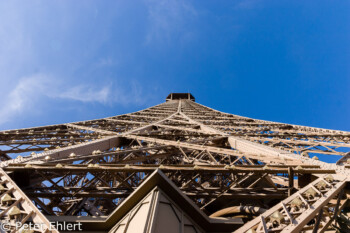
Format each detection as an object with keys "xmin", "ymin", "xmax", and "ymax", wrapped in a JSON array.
[{"xmin": 166, "ymin": 93, "xmax": 195, "ymax": 102}]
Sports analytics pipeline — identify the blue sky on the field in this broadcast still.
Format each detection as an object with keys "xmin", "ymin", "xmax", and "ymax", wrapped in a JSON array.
[{"xmin": 0, "ymin": 0, "xmax": 349, "ymax": 134}]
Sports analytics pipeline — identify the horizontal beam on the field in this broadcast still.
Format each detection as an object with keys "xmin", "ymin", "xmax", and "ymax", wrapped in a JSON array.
[{"xmin": 4, "ymin": 164, "xmax": 335, "ymax": 174}]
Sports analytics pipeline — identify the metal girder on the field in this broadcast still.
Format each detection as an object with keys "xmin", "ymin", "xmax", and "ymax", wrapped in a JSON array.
[
  {"xmin": 0, "ymin": 168, "xmax": 58, "ymax": 232},
  {"xmin": 234, "ymin": 175, "xmax": 347, "ymax": 233}
]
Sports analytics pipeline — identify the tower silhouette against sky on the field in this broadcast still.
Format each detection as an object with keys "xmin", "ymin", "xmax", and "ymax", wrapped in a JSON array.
[{"xmin": 0, "ymin": 93, "xmax": 349, "ymax": 233}]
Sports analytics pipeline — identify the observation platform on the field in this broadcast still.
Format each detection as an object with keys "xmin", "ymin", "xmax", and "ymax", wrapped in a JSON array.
[{"xmin": 166, "ymin": 93, "xmax": 195, "ymax": 102}]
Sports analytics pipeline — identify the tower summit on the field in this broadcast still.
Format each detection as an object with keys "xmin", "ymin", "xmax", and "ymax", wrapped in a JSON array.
[
  {"xmin": 0, "ymin": 94, "xmax": 349, "ymax": 232},
  {"xmin": 166, "ymin": 92, "xmax": 195, "ymax": 101}
]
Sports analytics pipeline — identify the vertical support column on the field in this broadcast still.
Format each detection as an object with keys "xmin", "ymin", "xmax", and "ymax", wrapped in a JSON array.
[
  {"xmin": 312, "ymin": 209, "xmax": 323, "ymax": 233},
  {"xmin": 288, "ymin": 167, "xmax": 294, "ymax": 196},
  {"xmin": 331, "ymin": 189, "xmax": 344, "ymax": 224}
]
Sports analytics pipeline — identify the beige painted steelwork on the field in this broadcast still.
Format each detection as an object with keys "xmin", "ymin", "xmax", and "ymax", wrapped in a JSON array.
[{"xmin": 0, "ymin": 93, "xmax": 349, "ymax": 233}]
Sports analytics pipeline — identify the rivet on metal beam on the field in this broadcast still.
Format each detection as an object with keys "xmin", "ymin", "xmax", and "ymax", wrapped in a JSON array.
[
  {"xmin": 304, "ymin": 187, "xmax": 317, "ymax": 199},
  {"xmin": 324, "ymin": 174, "xmax": 334, "ymax": 183},
  {"xmin": 290, "ymin": 197, "xmax": 303, "ymax": 209},
  {"xmin": 9, "ymin": 206, "xmax": 21, "ymax": 216},
  {"xmin": 315, "ymin": 180, "xmax": 327, "ymax": 190},
  {"xmin": 269, "ymin": 210, "xmax": 285, "ymax": 226}
]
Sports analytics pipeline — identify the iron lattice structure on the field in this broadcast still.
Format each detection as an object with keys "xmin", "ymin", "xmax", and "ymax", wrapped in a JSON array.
[{"xmin": 0, "ymin": 93, "xmax": 349, "ymax": 233}]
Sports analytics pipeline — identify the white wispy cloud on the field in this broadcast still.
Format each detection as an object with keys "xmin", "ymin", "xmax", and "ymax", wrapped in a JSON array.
[
  {"xmin": 0, "ymin": 74, "xmax": 147, "ymax": 125},
  {"xmin": 56, "ymin": 85, "xmax": 110, "ymax": 103},
  {"xmin": 0, "ymin": 74, "xmax": 50, "ymax": 125}
]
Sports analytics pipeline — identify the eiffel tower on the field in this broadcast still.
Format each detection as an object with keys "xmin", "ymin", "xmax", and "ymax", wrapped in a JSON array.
[{"xmin": 0, "ymin": 93, "xmax": 349, "ymax": 233}]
